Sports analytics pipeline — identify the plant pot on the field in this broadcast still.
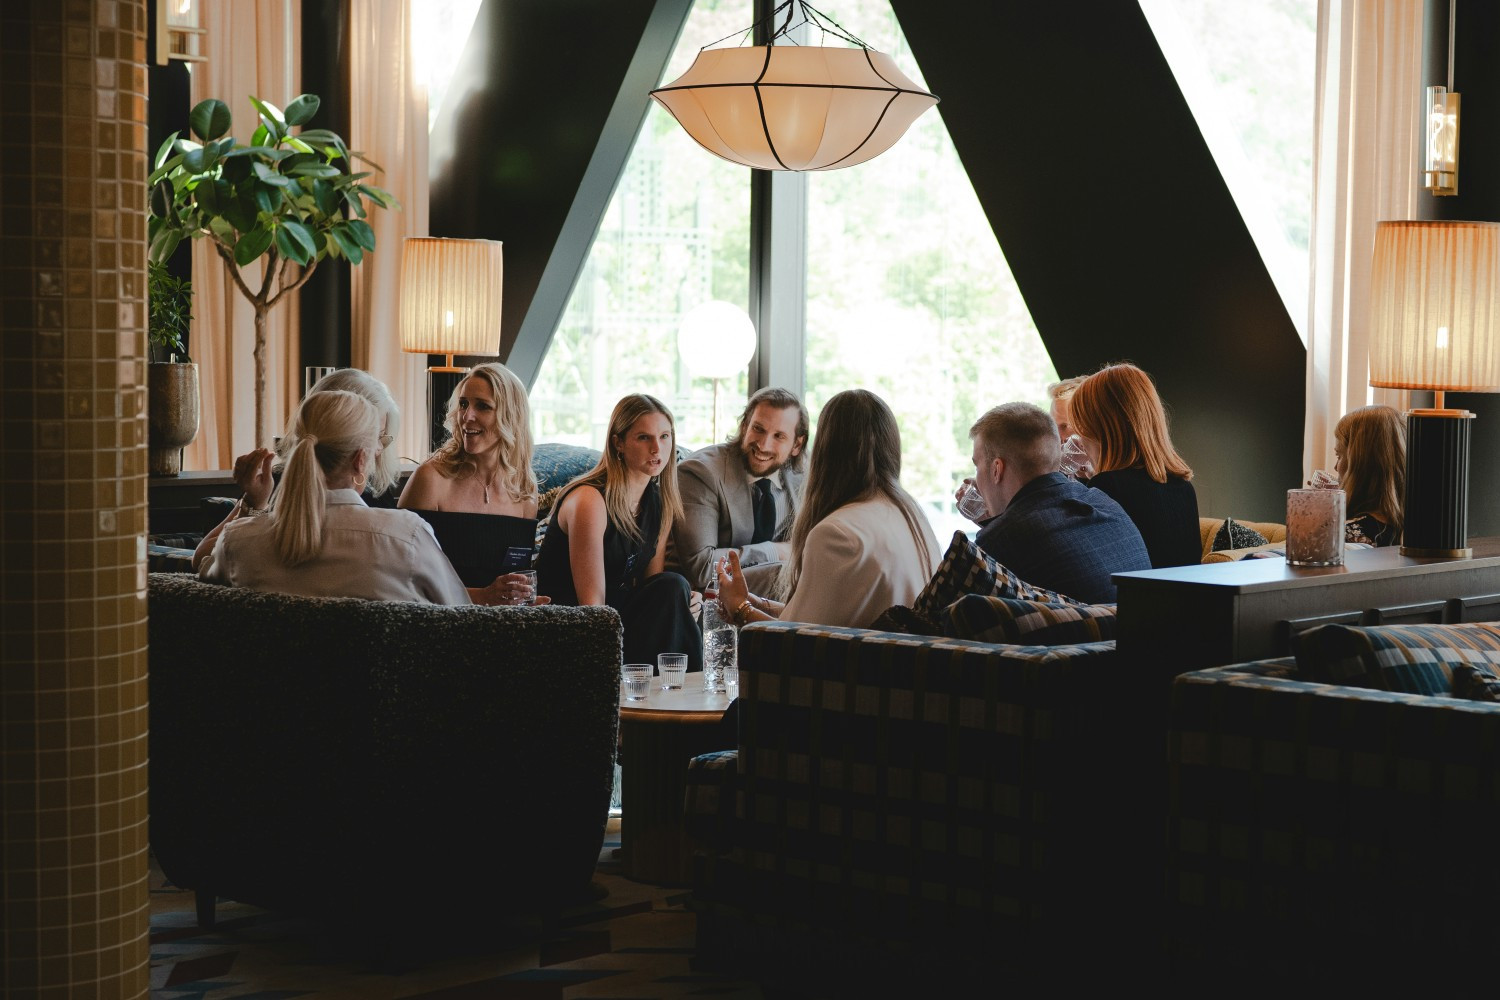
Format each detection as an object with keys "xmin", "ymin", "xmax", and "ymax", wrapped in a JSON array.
[{"xmin": 148, "ymin": 361, "xmax": 200, "ymax": 477}]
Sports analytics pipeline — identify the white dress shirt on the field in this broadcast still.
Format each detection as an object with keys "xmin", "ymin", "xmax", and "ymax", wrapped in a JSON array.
[
  {"xmin": 200, "ymin": 489, "xmax": 471, "ymax": 605},
  {"xmin": 779, "ymin": 496, "xmax": 940, "ymax": 628}
]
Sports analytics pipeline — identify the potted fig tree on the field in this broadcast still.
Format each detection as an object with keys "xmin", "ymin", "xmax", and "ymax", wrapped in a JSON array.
[
  {"xmin": 147, "ymin": 93, "xmax": 397, "ymax": 446},
  {"xmin": 147, "ymin": 262, "xmax": 200, "ymax": 476}
]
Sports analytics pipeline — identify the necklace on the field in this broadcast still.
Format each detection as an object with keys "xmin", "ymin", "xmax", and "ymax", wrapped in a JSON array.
[{"xmin": 481, "ymin": 469, "xmax": 499, "ymax": 505}]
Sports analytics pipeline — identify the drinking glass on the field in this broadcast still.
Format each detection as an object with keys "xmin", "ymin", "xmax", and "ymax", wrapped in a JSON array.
[
  {"xmin": 511, "ymin": 569, "xmax": 537, "ymax": 605},
  {"xmin": 1286, "ymin": 488, "xmax": 1346, "ymax": 567},
  {"xmin": 957, "ymin": 482, "xmax": 989, "ymax": 521},
  {"xmin": 622, "ymin": 663, "xmax": 651, "ymax": 701},
  {"xmin": 658, "ymin": 653, "xmax": 688, "ymax": 690}
]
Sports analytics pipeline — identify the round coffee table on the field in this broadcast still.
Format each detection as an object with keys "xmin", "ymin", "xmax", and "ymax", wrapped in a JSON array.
[{"xmin": 618, "ymin": 671, "xmax": 732, "ymax": 885}]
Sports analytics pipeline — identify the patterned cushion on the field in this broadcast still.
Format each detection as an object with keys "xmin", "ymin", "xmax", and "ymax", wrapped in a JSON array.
[
  {"xmin": 942, "ymin": 594, "xmax": 1117, "ymax": 646},
  {"xmin": 913, "ymin": 531, "xmax": 1085, "ymax": 618},
  {"xmin": 1451, "ymin": 663, "xmax": 1500, "ymax": 702},
  {"xmin": 1211, "ymin": 518, "xmax": 1268, "ymax": 552},
  {"xmin": 865, "ymin": 604, "xmax": 944, "ymax": 636},
  {"xmin": 532, "ymin": 443, "xmax": 601, "ymax": 498},
  {"xmin": 1294, "ymin": 623, "xmax": 1500, "ymax": 695}
]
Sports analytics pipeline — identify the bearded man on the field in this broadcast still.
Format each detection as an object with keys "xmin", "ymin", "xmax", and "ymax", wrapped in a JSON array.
[{"xmin": 671, "ymin": 387, "xmax": 808, "ymax": 593}]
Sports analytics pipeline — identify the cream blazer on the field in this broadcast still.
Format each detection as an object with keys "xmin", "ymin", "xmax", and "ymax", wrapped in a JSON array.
[
  {"xmin": 779, "ymin": 496, "xmax": 940, "ymax": 628},
  {"xmin": 200, "ymin": 489, "xmax": 471, "ymax": 605}
]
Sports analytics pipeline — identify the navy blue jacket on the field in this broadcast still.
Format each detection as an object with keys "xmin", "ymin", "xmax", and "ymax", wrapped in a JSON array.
[{"xmin": 975, "ymin": 472, "xmax": 1151, "ymax": 604}]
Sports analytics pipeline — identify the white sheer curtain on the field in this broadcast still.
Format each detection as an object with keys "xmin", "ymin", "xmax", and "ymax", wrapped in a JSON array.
[
  {"xmin": 351, "ymin": 0, "xmax": 431, "ymax": 468},
  {"xmin": 1304, "ymin": 0, "xmax": 1423, "ymax": 478},
  {"xmin": 184, "ymin": 0, "xmax": 302, "ymax": 470}
]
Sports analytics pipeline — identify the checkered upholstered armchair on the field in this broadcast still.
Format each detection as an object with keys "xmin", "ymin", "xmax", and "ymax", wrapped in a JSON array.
[
  {"xmin": 1168, "ymin": 658, "xmax": 1500, "ymax": 988},
  {"xmin": 687, "ymin": 620, "xmax": 1148, "ymax": 990}
]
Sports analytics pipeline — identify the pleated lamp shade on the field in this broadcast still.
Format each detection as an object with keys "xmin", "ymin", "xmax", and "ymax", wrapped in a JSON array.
[
  {"xmin": 398, "ymin": 238, "xmax": 504, "ymax": 362},
  {"xmin": 1369, "ymin": 220, "xmax": 1500, "ymax": 392},
  {"xmin": 650, "ymin": 45, "xmax": 937, "ymax": 171}
]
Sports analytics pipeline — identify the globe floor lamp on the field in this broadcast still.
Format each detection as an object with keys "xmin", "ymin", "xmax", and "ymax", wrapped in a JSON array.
[
  {"xmin": 677, "ymin": 301, "xmax": 757, "ymax": 442},
  {"xmin": 398, "ymin": 238, "xmax": 504, "ymax": 453},
  {"xmin": 1368, "ymin": 220, "xmax": 1500, "ymax": 558}
]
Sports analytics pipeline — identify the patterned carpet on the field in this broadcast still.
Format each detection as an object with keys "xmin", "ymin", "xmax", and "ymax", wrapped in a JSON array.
[{"xmin": 149, "ymin": 819, "xmax": 767, "ymax": 999}]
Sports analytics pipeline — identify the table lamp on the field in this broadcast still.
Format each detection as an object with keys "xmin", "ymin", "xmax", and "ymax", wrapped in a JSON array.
[
  {"xmin": 399, "ymin": 238, "xmax": 504, "ymax": 452},
  {"xmin": 1368, "ymin": 220, "xmax": 1500, "ymax": 557}
]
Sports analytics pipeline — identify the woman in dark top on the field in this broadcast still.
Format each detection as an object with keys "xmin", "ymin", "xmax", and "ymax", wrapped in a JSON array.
[
  {"xmin": 536, "ymin": 394, "xmax": 703, "ymax": 669},
  {"xmin": 1333, "ymin": 404, "xmax": 1404, "ymax": 547},
  {"xmin": 1070, "ymin": 362, "xmax": 1201, "ymax": 568}
]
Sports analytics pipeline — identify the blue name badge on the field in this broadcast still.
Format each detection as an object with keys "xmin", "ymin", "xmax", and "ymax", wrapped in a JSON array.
[{"xmin": 501, "ymin": 546, "xmax": 533, "ymax": 572}]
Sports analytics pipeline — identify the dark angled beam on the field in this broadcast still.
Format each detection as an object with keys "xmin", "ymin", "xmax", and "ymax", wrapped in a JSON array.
[
  {"xmin": 429, "ymin": 0, "xmax": 693, "ymax": 387},
  {"xmin": 889, "ymin": 0, "xmax": 1306, "ymax": 520}
]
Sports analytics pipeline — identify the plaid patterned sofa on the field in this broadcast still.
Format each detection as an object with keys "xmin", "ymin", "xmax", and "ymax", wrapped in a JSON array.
[
  {"xmin": 148, "ymin": 573, "xmax": 623, "ymax": 928},
  {"xmin": 1167, "ymin": 656, "xmax": 1500, "ymax": 987},
  {"xmin": 687, "ymin": 620, "xmax": 1152, "ymax": 990}
]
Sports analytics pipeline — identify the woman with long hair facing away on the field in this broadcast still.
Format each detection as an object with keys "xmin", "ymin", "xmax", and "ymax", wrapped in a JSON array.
[
  {"xmin": 535, "ymin": 394, "xmax": 703, "ymax": 668},
  {"xmin": 1333, "ymin": 404, "xmax": 1405, "ymax": 547},
  {"xmin": 399, "ymin": 362, "xmax": 544, "ymax": 605},
  {"xmin": 1069, "ymin": 362, "xmax": 1201, "ymax": 568},
  {"xmin": 198, "ymin": 390, "xmax": 469, "ymax": 605},
  {"xmin": 715, "ymin": 388, "xmax": 940, "ymax": 628},
  {"xmin": 190, "ymin": 367, "xmax": 403, "ymax": 572}
]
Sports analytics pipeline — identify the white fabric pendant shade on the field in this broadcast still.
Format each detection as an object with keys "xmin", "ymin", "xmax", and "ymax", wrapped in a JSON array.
[
  {"xmin": 398, "ymin": 237, "xmax": 504, "ymax": 357},
  {"xmin": 1369, "ymin": 220, "xmax": 1500, "ymax": 392},
  {"xmin": 652, "ymin": 45, "xmax": 937, "ymax": 171}
]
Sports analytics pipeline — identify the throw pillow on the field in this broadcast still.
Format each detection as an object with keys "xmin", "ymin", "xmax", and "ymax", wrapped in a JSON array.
[
  {"xmin": 942, "ymin": 594, "xmax": 1117, "ymax": 646},
  {"xmin": 913, "ymin": 531, "xmax": 1086, "ymax": 619},
  {"xmin": 1294, "ymin": 622, "xmax": 1500, "ymax": 695},
  {"xmin": 1451, "ymin": 663, "xmax": 1500, "ymax": 702},
  {"xmin": 866, "ymin": 604, "xmax": 945, "ymax": 637},
  {"xmin": 1212, "ymin": 517, "xmax": 1269, "ymax": 552}
]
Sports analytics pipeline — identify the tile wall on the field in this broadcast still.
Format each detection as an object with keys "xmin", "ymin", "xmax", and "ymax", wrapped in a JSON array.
[{"xmin": 1, "ymin": 2, "xmax": 152, "ymax": 996}]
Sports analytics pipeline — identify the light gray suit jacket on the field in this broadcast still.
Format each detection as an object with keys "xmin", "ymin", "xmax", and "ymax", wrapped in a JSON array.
[{"xmin": 670, "ymin": 442, "xmax": 806, "ymax": 593}]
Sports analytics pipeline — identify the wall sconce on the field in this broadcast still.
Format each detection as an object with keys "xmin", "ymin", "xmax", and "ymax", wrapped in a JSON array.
[
  {"xmin": 155, "ymin": 0, "xmax": 207, "ymax": 66},
  {"xmin": 399, "ymin": 238, "xmax": 504, "ymax": 451},
  {"xmin": 1369, "ymin": 220, "xmax": 1500, "ymax": 557},
  {"xmin": 650, "ymin": 0, "xmax": 937, "ymax": 172},
  {"xmin": 1425, "ymin": 0, "xmax": 1460, "ymax": 196}
]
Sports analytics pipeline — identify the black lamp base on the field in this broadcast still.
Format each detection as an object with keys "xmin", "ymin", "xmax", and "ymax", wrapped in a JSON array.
[
  {"xmin": 426, "ymin": 369, "xmax": 465, "ymax": 454},
  {"xmin": 1401, "ymin": 409, "xmax": 1474, "ymax": 558}
]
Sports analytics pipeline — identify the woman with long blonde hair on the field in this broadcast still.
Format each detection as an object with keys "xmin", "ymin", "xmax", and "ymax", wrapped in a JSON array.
[
  {"xmin": 1069, "ymin": 362, "xmax": 1201, "ymax": 567},
  {"xmin": 400, "ymin": 362, "xmax": 543, "ymax": 604},
  {"xmin": 715, "ymin": 389, "xmax": 940, "ymax": 628},
  {"xmin": 535, "ymin": 394, "xmax": 702, "ymax": 668},
  {"xmin": 198, "ymin": 390, "xmax": 468, "ymax": 604},
  {"xmin": 1333, "ymin": 404, "xmax": 1404, "ymax": 546}
]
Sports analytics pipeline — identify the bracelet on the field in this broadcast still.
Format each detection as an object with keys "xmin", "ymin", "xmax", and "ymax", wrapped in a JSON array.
[
  {"xmin": 733, "ymin": 598, "xmax": 754, "ymax": 626},
  {"xmin": 235, "ymin": 496, "xmax": 269, "ymax": 517}
]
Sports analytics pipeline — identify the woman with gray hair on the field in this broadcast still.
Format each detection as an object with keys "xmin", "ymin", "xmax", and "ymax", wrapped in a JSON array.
[
  {"xmin": 198, "ymin": 390, "xmax": 468, "ymax": 604},
  {"xmin": 190, "ymin": 368, "xmax": 403, "ymax": 571}
]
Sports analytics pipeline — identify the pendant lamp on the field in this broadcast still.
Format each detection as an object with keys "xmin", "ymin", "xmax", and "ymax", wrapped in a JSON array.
[{"xmin": 650, "ymin": 0, "xmax": 938, "ymax": 172}]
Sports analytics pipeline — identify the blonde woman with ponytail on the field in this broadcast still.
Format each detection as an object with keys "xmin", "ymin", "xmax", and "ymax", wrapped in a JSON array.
[{"xmin": 199, "ymin": 391, "xmax": 469, "ymax": 605}]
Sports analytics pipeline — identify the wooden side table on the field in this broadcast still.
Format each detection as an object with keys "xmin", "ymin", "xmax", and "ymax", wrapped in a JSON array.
[{"xmin": 617, "ymin": 672, "xmax": 731, "ymax": 885}]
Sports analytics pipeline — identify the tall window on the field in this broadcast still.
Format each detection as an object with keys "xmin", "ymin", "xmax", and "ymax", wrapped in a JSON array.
[
  {"xmin": 1139, "ymin": 0, "xmax": 1317, "ymax": 338},
  {"xmin": 530, "ymin": 0, "xmax": 753, "ymax": 453},
  {"xmin": 803, "ymin": 0, "xmax": 1054, "ymax": 537}
]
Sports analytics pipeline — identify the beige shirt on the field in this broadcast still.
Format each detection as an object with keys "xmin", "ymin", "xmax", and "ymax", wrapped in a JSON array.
[
  {"xmin": 200, "ymin": 489, "xmax": 471, "ymax": 605},
  {"xmin": 779, "ymin": 496, "xmax": 940, "ymax": 628}
]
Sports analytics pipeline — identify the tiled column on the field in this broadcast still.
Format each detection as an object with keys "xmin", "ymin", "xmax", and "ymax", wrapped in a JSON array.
[{"xmin": 1, "ymin": 3, "xmax": 151, "ymax": 998}]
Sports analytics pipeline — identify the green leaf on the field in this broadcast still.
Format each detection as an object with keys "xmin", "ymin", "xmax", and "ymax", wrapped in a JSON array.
[
  {"xmin": 252, "ymin": 162, "xmax": 297, "ymax": 188},
  {"xmin": 189, "ymin": 99, "xmax": 232, "ymax": 141},
  {"xmin": 311, "ymin": 179, "xmax": 338, "ymax": 217},
  {"xmin": 328, "ymin": 225, "xmax": 364, "ymax": 265},
  {"xmin": 154, "ymin": 131, "xmax": 180, "ymax": 171},
  {"xmin": 148, "ymin": 152, "xmax": 183, "ymax": 187},
  {"xmin": 234, "ymin": 226, "xmax": 274, "ymax": 267},
  {"xmin": 346, "ymin": 218, "xmax": 376, "ymax": 251},
  {"xmin": 283, "ymin": 94, "xmax": 320, "ymax": 126},
  {"xmin": 249, "ymin": 96, "xmax": 286, "ymax": 143},
  {"xmin": 208, "ymin": 216, "xmax": 237, "ymax": 242},
  {"xmin": 149, "ymin": 227, "xmax": 182, "ymax": 266},
  {"xmin": 294, "ymin": 129, "xmax": 348, "ymax": 158},
  {"xmin": 252, "ymin": 123, "xmax": 269, "ymax": 147},
  {"xmin": 289, "ymin": 162, "xmax": 340, "ymax": 179},
  {"xmin": 280, "ymin": 218, "xmax": 318, "ymax": 260},
  {"xmin": 274, "ymin": 224, "xmax": 312, "ymax": 266},
  {"xmin": 149, "ymin": 180, "xmax": 174, "ymax": 217},
  {"xmin": 284, "ymin": 137, "xmax": 315, "ymax": 155},
  {"xmin": 252, "ymin": 183, "xmax": 277, "ymax": 214},
  {"xmin": 223, "ymin": 194, "xmax": 258, "ymax": 233},
  {"xmin": 360, "ymin": 184, "xmax": 401, "ymax": 211},
  {"xmin": 195, "ymin": 177, "xmax": 219, "ymax": 213}
]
